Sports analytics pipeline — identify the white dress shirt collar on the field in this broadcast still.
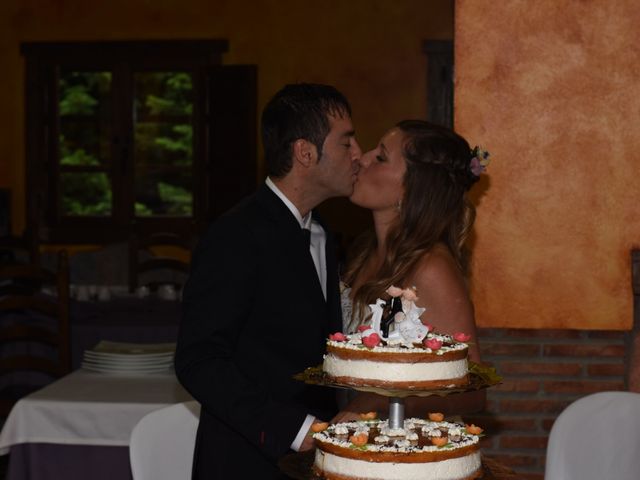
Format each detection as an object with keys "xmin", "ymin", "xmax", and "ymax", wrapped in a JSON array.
[{"xmin": 265, "ymin": 177, "xmax": 312, "ymax": 229}]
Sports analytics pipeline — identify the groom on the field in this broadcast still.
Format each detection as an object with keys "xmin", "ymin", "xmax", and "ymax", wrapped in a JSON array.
[{"xmin": 175, "ymin": 83, "xmax": 362, "ymax": 479}]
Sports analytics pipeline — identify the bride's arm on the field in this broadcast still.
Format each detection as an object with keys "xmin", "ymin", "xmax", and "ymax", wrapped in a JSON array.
[
  {"xmin": 412, "ymin": 246, "xmax": 481, "ymax": 362},
  {"xmin": 408, "ymin": 246, "xmax": 486, "ymax": 413}
]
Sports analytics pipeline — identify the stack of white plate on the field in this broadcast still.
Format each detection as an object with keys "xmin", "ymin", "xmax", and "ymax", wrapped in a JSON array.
[{"xmin": 81, "ymin": 341, "xmax": 175, "ymax": 375}]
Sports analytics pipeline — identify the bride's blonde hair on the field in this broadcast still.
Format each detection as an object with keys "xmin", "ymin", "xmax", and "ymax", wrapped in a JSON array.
[{"xmin": 343, "ymin": 120, "xmax": 479, "ymax": 332}]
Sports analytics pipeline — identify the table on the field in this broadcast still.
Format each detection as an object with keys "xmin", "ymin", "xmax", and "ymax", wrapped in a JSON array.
[{"xmin": 0, "ymin": 369, "xmax": 193, "ymax": 480}]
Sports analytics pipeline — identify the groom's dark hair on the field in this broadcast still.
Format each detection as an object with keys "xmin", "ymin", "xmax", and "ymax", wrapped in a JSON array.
[{"xmin": 261, "ymin": 83, "xmax": 352, "ymax": 178}]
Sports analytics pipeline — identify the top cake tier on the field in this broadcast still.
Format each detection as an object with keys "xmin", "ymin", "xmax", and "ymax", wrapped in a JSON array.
[{"xmin": 322, "ymin": 331, "xmax": 470, "ymax": 390}]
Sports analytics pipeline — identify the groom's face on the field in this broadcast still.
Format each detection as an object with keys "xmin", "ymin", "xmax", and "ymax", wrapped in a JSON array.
[{"xmin": 313, "ymin": 114, "xmax": 361, "ymax": 197}]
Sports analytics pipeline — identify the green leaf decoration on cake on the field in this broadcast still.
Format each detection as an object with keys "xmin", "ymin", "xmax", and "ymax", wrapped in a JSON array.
[{"xmin": 468, "ymin": 361, "xmax": 503, "ymax": 385}]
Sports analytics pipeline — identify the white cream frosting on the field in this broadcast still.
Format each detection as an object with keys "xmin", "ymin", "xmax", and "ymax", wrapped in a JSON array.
[
  {"xmin": 327, "ymin": 335, "xmax": 468, "ymax": 355},
  {"xmin": 314, "ymin": 449, "xmax": 482, "ymax": 480},
  {"xmin": 323, "ymin": 354, "xmax": 468, "ymax": 383}
]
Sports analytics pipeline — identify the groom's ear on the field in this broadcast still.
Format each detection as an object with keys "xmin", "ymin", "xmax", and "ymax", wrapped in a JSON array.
[{"xmin": 292, "ymin": 139, "xmax": 317, "ymax": 168}]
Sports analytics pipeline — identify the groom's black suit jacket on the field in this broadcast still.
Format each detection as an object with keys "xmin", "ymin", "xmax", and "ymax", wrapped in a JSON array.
[{"xmin": 175, "ymin": 184, "xmax": 342, "ymax": 479}]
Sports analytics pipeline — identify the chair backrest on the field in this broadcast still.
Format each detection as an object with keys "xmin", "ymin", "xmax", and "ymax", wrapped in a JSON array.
[
  {"xmin": 545, "ymin": 391, "xmax": 640, "ymax": 480},
  {"xmin": 0, "ymin": 230, "xmax": 39, "ymax": 267},
  {"xmin": 128, "ymin": 232, "xmax": 192, "ymax": 293},
  {"xmin": 129, "ymin": 400, "xmax": 200, "ymax": 480},
  {"xmin": 0, "ymin": 250, "xmax": 71, "ymax": 415}
]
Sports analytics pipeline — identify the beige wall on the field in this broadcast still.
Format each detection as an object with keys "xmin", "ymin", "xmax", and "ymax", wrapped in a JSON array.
[
  {"xmin": 0, "ymin": 0, "xmax": 453, "ymax": 239},
  {"xmin": 456, "ymin": 0, "xmax": 640, "ymax": 329}
]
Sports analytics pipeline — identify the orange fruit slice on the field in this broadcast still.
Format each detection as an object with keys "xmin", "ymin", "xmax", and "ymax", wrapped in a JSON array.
[
  {"xmin": 349, "ymin": 433, "xmax": 369, "ymax": 446},
  {"xmin": 431, "ymin": 437, "xmax": 448, "ymax": 447},
  {"xmin": 311, "ymin": 422, "xmax": 329, "ymax": 433}
]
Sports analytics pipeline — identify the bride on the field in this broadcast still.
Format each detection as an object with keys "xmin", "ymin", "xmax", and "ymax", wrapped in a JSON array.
[{"xmin": 337, "ymin": 119, "xmax": 488, "ymax": 418}]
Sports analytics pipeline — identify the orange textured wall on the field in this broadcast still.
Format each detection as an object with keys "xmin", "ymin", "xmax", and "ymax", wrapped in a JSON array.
[
  {"xmin": 0, "ymin": 0, "xmax": 452, "ymax": 238},
  {"xmin": 456, "ymin": 0, "xmax": 640, "ymax": 330}
]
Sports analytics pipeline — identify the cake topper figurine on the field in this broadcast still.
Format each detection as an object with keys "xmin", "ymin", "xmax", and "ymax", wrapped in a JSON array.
[
  {"xmin": 368, "ymin": 298, "xmax": 386, "ymax": 336},
  {"xmin": 376, "ymin": 286, "xmax": 428, "ymax": 345}
]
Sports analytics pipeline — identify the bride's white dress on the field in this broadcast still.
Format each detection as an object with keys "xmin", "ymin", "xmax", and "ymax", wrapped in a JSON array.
[{"xmin": 340, "ymin": 284, "xmax": 354, "ymax": 333}]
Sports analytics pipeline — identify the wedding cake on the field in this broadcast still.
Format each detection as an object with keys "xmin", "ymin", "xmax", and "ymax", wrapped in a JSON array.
[{"xmin": 323, "ymin": 286, "xmax": 471, "ymax": 389}]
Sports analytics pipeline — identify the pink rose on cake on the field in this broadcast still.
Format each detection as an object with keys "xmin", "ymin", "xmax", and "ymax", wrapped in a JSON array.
[
  {"xmin": 453, "ymin": 332, "xmax": 472, "ymax": 343},
  {"xmin": 362, "ymin": 332, "xmax": 381, "ymax": 348},
  {"xmin": 424, "ymin": 338, "xmax": 443, "ymax": 351}
]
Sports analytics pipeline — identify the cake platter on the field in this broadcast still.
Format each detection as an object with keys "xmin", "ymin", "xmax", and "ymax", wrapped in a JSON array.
[
  {"xmin": 293, "ymin": 361, "xmax": 501, "ymax": 399},
  {"xmin": 278, "ymin": 450, "xmax": 519, "ymax": 480},
  {"xmin": 294, "ymin": 360, "xmax": 500, "ymax": 433}
]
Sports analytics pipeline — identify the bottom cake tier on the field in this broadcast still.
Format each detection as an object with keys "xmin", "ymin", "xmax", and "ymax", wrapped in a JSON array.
[{"xmin": 313, "ymin": 418, "xmax": 483, "ymax": 480}]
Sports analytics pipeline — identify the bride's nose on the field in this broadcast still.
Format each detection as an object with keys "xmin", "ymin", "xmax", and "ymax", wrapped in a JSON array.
[{"xmin": 359, "ymin": 150, "xmax": 374, "ymax": 169}]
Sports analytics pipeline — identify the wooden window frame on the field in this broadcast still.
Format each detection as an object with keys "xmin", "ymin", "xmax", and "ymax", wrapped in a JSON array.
[{"xmin": 22, "ymin": 40, "xmax": 232, "ymax": 244}]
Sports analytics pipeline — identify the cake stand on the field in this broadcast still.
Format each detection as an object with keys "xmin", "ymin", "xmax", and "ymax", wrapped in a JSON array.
[
  {"xmin": 289, "ymin": 361, "xmax": 502, "ymax": 478},
  {"xmin": 294, "ymin": 360, "xmax": 500, "ymax": 428}
]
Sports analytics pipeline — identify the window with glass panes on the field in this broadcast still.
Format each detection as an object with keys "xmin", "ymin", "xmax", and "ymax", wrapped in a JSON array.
[{"xmin": 22, "ymin": 41, "xmax": 256, "ymax": 244}]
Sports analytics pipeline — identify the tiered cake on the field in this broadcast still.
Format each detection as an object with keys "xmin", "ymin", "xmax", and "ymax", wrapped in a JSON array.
[{"xmin": 312, "ymin": 286, "xmax": 484, "ymax": 480}]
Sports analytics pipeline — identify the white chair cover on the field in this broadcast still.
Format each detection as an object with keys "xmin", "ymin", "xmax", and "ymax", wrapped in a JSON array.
[
  {"xmin": 545, "ymin": 391, "xmax": 640, "ymax": 480},
  {"xmin": 129, "ymin": 400, "xmax": 200, "ymax": 480}
]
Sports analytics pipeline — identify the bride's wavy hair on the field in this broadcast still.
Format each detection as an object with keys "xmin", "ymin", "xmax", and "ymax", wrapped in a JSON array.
[{"xmin": 343, "ymin": 120, "xmax": 479, "ymax": 332}]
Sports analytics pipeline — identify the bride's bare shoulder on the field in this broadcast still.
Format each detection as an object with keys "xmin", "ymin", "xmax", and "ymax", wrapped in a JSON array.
[{"xmin": 413, "ymin": 244, "xmax": 464, "ymax": 287}]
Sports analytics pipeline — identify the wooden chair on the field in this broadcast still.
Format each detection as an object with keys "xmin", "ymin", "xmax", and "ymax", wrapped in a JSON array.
[
  {"xmin": 128, "ymin": 233, "xmax": 192, "ymax": 293},
  {"xmin": 0, "ymin": 250, "xmax": 71, "ymax": 415},
  {"xmin": 0, "ymin": 230, "xmax": 39, "ymax": 267}
]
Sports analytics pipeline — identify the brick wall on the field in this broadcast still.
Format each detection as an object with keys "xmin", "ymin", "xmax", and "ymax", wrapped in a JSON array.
[{"xmin": 468, "ymin": 328, "xmax": 630, "ymax": 479}]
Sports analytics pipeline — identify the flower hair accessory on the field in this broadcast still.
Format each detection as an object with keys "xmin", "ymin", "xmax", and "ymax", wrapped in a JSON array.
[{"xmin": 470, "ymin": 146, "xmax": 491, "ymax": 176}]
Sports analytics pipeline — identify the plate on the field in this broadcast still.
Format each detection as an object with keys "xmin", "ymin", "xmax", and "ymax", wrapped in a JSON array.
[
  {"xmin": 83, "ymin": 351, "xmax": 174, "ymax": 363},
  {"xmin": 81, "ymin": 363, "xmax": 173, "ymax": 374},
  {"xmin": 90, "ymin": 340, "xmax": 176, "ymax": 355},
  {"xmin": 84, "ymin": 350, "xmax": 174, "ymax": 360},
  {"xmin": 293, "ymin": 361, "xmax": 502, "ymax": 398},
  {"xmin": 81, "ymin": 357, "xmax": 173, "ymax": 367}
]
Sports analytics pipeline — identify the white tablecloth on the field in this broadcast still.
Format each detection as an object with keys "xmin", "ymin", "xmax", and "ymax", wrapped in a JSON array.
[{"xmin": 0, "ymin": 369, "xmax": 192, "ymax": 454}]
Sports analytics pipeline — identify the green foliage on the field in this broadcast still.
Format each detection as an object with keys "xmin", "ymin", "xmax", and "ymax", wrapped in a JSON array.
[
  {"xmin": 58, "ymin": 70, "xmax": 194, "ymax": 217},
  {"xmin": 157, "ymin": 182, "xmax": 192, "ymax": 215},
  {"xmin": 59, "ymin": 137, "xmax": 100, "ymax": 167},
  {"xmin": 61, "ymin": 173, "xmax": 111, "ymax": 216},
  {"xmin": 59, "ymin": 72, "xmax": 111, "ymax": 116}
]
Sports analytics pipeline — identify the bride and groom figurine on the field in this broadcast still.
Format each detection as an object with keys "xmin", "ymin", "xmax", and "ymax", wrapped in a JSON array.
[{"xmin": 366, "ymin": 286, "xmax": 429, "ymax": 346}]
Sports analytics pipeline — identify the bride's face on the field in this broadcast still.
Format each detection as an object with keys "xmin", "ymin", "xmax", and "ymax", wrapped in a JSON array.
[{"xmin": 350, "ymin": 128, "xmax": 406, "ymax": 212}]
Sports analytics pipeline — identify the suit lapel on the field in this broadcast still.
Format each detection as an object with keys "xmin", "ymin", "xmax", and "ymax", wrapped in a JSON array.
[{"xmin": 256, "ymin": 185, "xmax": 326, "ymax": 309}]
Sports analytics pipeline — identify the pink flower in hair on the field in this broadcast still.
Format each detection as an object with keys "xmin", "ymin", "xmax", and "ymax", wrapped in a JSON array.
[
  {"xmin": 470, "ymin": 157, "xmax": 484, "ymax": 176},
  {"xmin": 470, "ymin": 146, "xmax": 491, "ymax": 176}
]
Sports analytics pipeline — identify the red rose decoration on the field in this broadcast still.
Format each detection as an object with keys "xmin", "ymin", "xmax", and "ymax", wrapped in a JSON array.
[
  {"xmin": 424, "ymin": 338, "xmax": 442, "ymax": 350},
  {"xmin": 453, "ymin": 332, "xmax": 471, "ymax": 342},
  {"xmin": 362, "ymin": 333, "xmax": 381, "ymax": 349},
  {"xmin": 357, "ymin": 325, "xmax": 370, "ymax": 333},
  {"xmin": 329, "ymin": 332, "xmax": 347, "ymax": 342}
]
